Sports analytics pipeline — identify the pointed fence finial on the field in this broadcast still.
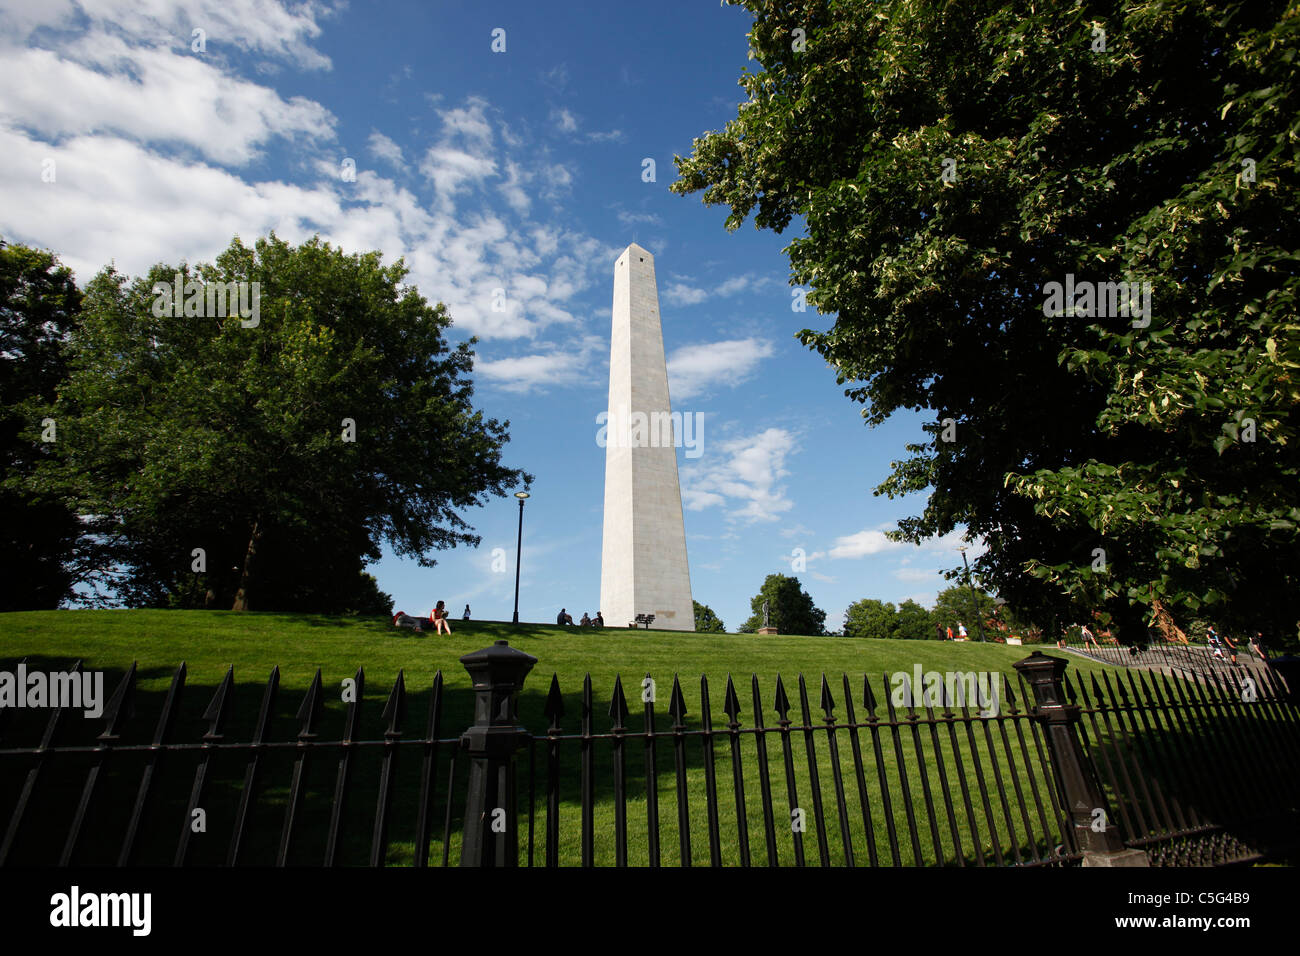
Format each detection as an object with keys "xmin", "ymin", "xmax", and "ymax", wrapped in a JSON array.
[
  {"xmin": 723, "ymin": 675, "xmax": 742, "ymax": 724},
  {"xmin": 609, "ymin": 675, "xmax": 630, "ymax": 729},
  {"xmin": 819, "ymin": 674, "xmax": 835, "ymax": 720},
  {"xmin": 668, "ymin": 675, "xmax": 687, "ymax": 726}
]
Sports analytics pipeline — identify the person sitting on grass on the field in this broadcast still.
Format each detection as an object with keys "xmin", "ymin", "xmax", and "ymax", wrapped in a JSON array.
[
  {"xmin": 556, "ymin": 608, "xmax": 575, "ymax": 626},
  {"xmin": 430, "ymin": 600, "xmax": 452, "ymax": 636},
  {"xmin": 594, "ymin": 611, "xmax": 604, "ymax": 628},
  {"xmin": 580, "ymin": 612, "xmax": 591, "ymax": 626}
]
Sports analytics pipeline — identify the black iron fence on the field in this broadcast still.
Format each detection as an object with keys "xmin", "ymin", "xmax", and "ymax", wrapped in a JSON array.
[
  {"xmin": 0, "ymin": 644, "xmax": 1296, "ymax": 866},
  {"xmin": 1064, "ymin": 659, "xmax": 1300, "ymax": 865}
]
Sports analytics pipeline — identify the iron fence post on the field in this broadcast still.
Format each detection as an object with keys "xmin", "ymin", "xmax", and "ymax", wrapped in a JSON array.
[
  {"xmin": 459, "ymin": 640, "xmax": 537, "ymax": 867},
  {"xmin": 1013, "ymin": 652, "xmax": 1149, "ymax": 867}
]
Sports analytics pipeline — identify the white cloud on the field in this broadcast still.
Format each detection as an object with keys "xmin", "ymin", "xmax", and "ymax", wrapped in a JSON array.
[
  {"xmin": 542, "ymin": 162, "xmax": 572, "ymax": 199},
  {"xmin": 659, "ymin": 272, "xmax": 780, "ymax": 306},
  {"xmin": 498, "ymin": 160, "xmax": 530, "ymax": 214},
  {"xmin": 437, "ymin": 97, "xmax": 493, "ymax": 148},
  {"xmin": 681, "ymin": 428, "xmax": 794, "ymax": 523},
  {"xmin": 420, "ymin": 146, "xmax": 496, "ymax": 199},
  {"xmin": 682, "ymin": 488, "xmax": 726, "ymax": 510},
  {"xmin": 551, "ymin": 108, "xmax": 578, "ymax": 133},
  {"xmin": 0, "ymin": 0, "xmax": 336, "ymax": 71},
  {"xmin": 367, "ymin": 130, "xmax": 404, "ymax": 168},
  {"xmin": 716, "ymin": 274, "xmax": 777, "ymax": 297},
  {"xmin": 475, "ymin": 335, "xmax": 603, "ymax": 393},
  {"xmin": 616, "ymin": 210, "xmax": 662, "ymax": 228},
  {"xmin": 667, "ymin": 338, "xmax": 775, "ymax": 400},
  {"xmin": 0, "ymin": 40, "xmax": 334, "ymax": 166},
  {"xmin": 586, "ymin": 129, "xmax": 626, "ymax": 144},
  {"xmin": 827, "ymin": 529, "xmax": 903, "ymax": 559},
  {"xmin": 663, "ymin": 282, "xmax": 708, "ymax": 306},
  {"xmin": 0, "ymin": 126, "xmax": 344, "ymax": 282},
  {"xmin": 0, "ymin": 11, "xmax": 619, "ymax": 351}
]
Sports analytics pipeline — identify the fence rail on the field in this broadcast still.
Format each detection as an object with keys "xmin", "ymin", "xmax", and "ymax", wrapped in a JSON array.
[{"xmin": 1, "ymin": 643, "xmax": 1296, "ymax": 867}]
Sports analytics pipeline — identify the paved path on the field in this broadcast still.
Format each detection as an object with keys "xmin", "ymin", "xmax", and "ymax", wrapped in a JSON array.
[{"xmin": 1058, "ymin": 642, "xmax": 1274, "ymax": 689}]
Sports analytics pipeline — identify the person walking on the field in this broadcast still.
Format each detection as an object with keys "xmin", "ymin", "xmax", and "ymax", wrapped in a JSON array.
[
  {"xmin": 1081, "ymin": 624, "xmax": 1100, "ymax": 650},
  {"xmin": 1222, "ymin": 632, "xmax": 1239, "ymax": 666},
  {"xmin": 462, "ymin": 604, "xmax": 471, "ymax": 621},
  {"xmin": 431, "ymin": 600, "xmax": 452, "ymax": 636}
]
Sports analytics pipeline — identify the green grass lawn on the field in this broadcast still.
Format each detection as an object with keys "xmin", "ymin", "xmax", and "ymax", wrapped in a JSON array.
[{"xmin": 0, "ymin": 611, "xmax": 1211, "ymax": 867}]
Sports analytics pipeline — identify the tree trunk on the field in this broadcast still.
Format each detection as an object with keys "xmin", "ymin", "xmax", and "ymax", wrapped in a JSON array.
[{"xmin": 231, "ymin": 518, "xmax": 263, "ymax": 611}]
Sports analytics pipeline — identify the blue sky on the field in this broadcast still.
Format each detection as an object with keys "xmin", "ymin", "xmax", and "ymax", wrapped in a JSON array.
[{"xmin": 0, "ymin": 0, "xmax": 983, "ymax": 630}]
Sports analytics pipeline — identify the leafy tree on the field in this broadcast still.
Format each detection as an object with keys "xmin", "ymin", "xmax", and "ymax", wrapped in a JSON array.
[
  {"xmin": 672, "ymin": 0, "xmax": 1299, "ymax": 643},
  {"xmin": 843, "ymin": 598, "xmax": 897, "ymax": 639},
  {"xmin": 39, "ymin": 234, "xmax": 529, "ymax": 611},
  {"xmin": 895, "ymin": 598, "xmax": 935, "ymax": 640},
  {"xmin": 0, "ymin": 241, "xmax": 90, "ymax": 609},
  {"xmin": 694, "ymin": 599, "xmax": 726, "ymax": 633},
  {"xmin": 932, "ymin": 585, "xmax": 999, "ymax": 640},
  {"xmin": 348, "ymin": 573, "xmax": 394, "ymax": 617},
  {"xmin": 739, "ymin": 573, "xmax": 826, "ymax": 635}
]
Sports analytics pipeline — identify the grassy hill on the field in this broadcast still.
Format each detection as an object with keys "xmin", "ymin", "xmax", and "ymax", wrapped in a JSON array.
[
  {"xmin": 0, "ymin": 610, "xmax": 1110, "ymax": 726},
  {"xmin": 0, "ymin": 610, "xmax": 1114, "ymax": 867},
  {"xmin": 0, "ymin": 608, "xmax": 1095, "ymax": 684}
]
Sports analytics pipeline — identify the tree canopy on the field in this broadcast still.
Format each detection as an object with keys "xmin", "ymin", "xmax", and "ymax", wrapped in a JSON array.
[
  {"xmin": 694, "ymin": 599, "xmax": 726, "ymax": 633},
  {"xmin": 739, "ymin": 573, "xmax": 826, "ymax": 635},
  {"xmin": 673, "ymin": 0, "xmax": 1299, "ymax": 642},
  {"xmin": 843, "ymin": 598, "xmax": 898, "ymax": 640},
  {"xmin": 31, "ymin": 233, "xmax": 529, "ymax": 611},
  {"xmin": 0, "ymin": 240, "xmax": 87, "ymax": 609},
  {"xmin": 931, "ymin": 585, "xmax": 999, "ymax": 639}
]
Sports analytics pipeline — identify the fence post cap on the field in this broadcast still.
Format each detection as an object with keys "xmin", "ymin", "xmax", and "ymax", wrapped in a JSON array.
[
  {"xmin": 459, "ymin": 639, "xmax": 539, "ymax": 671},
  {"xmin": 1013, "ymin": 650, "xmax": 1067, "ymax": 676},
  {"xmin": 459, "ymin": 641, "xmax": 538, "ymax": 711}
]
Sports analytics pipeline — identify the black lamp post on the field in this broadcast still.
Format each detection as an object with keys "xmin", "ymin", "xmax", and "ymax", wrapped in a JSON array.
[
  {"xmin": 512, "ymin": 491, "xmax": 529, "ymax": 624},
  {"xmin": 959, "ymin": 546, "xmax": 986, "ymax": 643}
]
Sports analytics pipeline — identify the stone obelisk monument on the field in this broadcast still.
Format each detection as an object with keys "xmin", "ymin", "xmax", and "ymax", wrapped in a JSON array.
[{"xmin": 600, "ymin": 243, "xmax": 694, "ymax": 631}]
